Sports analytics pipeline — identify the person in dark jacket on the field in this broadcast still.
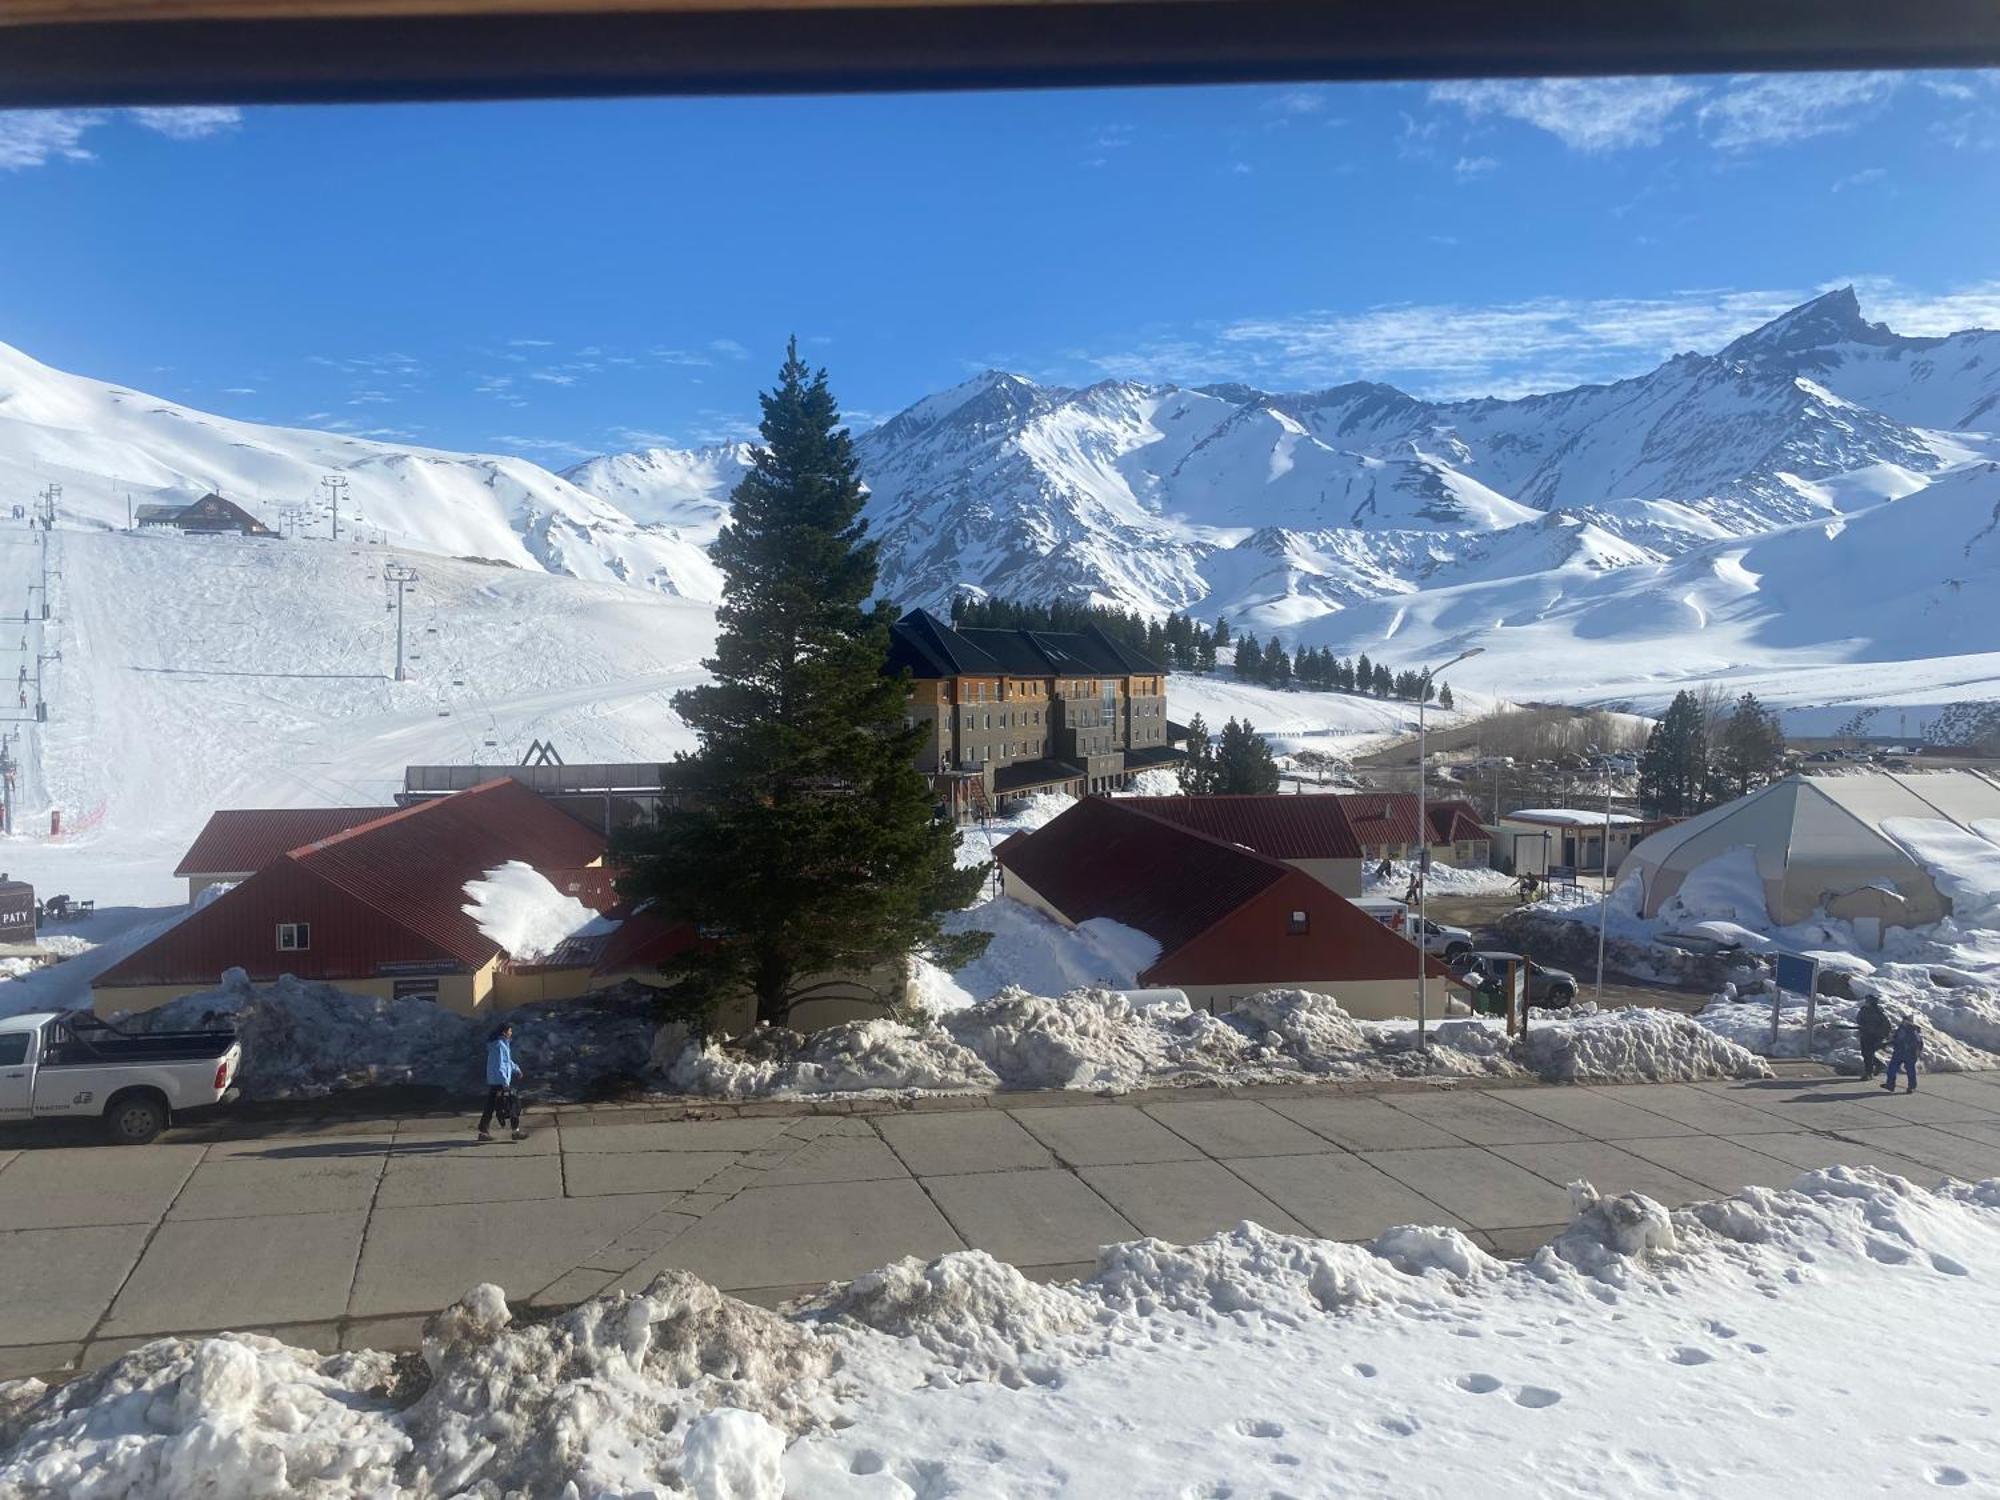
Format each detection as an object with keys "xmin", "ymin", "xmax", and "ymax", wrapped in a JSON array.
[
  {"xmin": 478, "ymin": 1022, "xmax": 526, "ymax": 1141},
  {"xmin": 1881, "ymin": 1016, "xmax": 1922, "ymax": 1094},
  {"xmin": 1854, "ymin": 995, "xmax": 1892, "ymax": 1081}
]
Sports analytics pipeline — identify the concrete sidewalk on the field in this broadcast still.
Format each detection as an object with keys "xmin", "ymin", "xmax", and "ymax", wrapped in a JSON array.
[{"xmin": 4, "ymin": 1070, "xmax": 1999, "ymax": 1384}]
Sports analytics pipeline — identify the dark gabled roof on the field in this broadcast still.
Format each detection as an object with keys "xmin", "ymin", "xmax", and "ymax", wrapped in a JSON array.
[
  {"xmin": 1426, "ymin": 799, "xmax": 1491, "ymax": 844},
  {"xmin": 1121, "ymin": 795, "xmax": 1363, "ymax": 860},
  {"xmin": 993, "ymin": 756, "xmax": 1085, "ymax": 794},
  {"xmin": 887, "ymin": 609, "xmax": 1162, "ymax": 680},
  {"xmin": 174, "ymin": 806, "xmax": 398, "ymax": 877},
  {"xmin": 1335, "ymin": 792, "xmax": 1426, "ymax": 847},
  {"xmin": 994, "ymin": 796, "xmax": 1290, "ymax": 960}
]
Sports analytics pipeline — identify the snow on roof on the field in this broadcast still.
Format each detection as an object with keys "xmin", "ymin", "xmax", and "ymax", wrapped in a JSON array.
[
  {"xmin": 1505, "ymin": 808, "xmax": 1647, "ymax": 827},
  {"xmin": 462, "ymin": 860, "xmax": 619, "ymax": 963}
]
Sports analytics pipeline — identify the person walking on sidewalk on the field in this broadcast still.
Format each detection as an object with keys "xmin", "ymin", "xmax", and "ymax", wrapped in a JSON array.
[
  {"xmin": 1855, "ymin": 994, "xmax": 1892, "ymax": 1081},
  {"xmin": 1881, "ymin": 1015, "xmax": 1923, "ymax": 1095},
  {"xmin": 479, "ymin": 1021, "xmax": 526, "ymax": 1141}
]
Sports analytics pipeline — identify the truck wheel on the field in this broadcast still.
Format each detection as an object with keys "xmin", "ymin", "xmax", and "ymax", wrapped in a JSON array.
[
  {"xmin": 105, "ymin": 1092, "xmax": 167, "ymax": 1145},
  {"xmin": 1547, "ymin": 984, "xmax": 1576, "ymax": 1006}
]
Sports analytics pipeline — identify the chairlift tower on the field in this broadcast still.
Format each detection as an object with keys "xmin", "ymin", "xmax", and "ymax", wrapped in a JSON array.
[
  {"xmin": 321, "ymin": 475, "xmax": 348, "ymax": 541},
  {"xmin": 383, "ymin": 561, "xmax": 419, "ymax": 681}
]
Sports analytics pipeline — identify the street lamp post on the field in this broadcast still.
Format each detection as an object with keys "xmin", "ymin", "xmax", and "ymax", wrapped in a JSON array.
[{"xmin": 1416, "ymin": 646, "xmax": 1483, "ymax": 1052}]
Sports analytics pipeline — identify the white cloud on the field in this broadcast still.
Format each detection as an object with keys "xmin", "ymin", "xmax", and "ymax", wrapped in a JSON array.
[
  {"xmin": 1698, "ymin": 72, "xmax": 1901, "ymax": 150},
  {"xmin": 1453, "ymin": 155, "xmax": 1498, "ymax": 178},
  {"xmin": 1265, "ymin": 88, "xmax": 1327, "ymax": 117},
  {"xmin": 222, "ymin": 386, "xmax": 257, "ymax": 395},
  {"xmin": 1832, "ymin": 166, "xmax": 1887, "ymax": 192},
  {"xmin": 1429, "ymin": 76, "xmax": 1697, "ymax": 152},
  {"xmin": 708, "ymin": 338, "xmax": 750, "ymax": 360},
  {"xmin": 127, "ymin": 106, "xmax": 241, "ymax": 141},
  {"xmin": 0, "ymin": 111, "xmax": 104, "ymax": 170},
  {"xmin": 529, "ymin": 371, "xmax": 577, "ymax": 386},
  {"xmin": 494, "ymin": 433, "xmax": 597, "ymax": 461},
  {"xmin": 1231, "ymin": 161, "xmax": 1253, "ymax": 175},
  {"xmin": 508, "ymin": 338, "xmax": 554, "ymax": 348}
]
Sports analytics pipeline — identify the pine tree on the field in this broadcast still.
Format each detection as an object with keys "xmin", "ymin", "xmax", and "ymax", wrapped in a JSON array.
[
  {"xmin": 1214, "ymin": 717, "xmax": 1282, "ymax": 793},
  {"xmin": 615, "ymin": 342, "xmax": 988, "ymax": 1029},
  {"xmin": 1177, "ymin": 714, "xmax": 1220, "ymax": 794},
  {"xmin": 1356, "ymin": 653, "xmax": 1374, "ymax": 696},
  {"xmin": 1235, "ymin": 634, "xmax": 1263, "ymax": 682},
  {"xmin": 1638, "ymin": 689, "xmax": 1713, "ymax": 816},
  {"xmin": 1196, "ymin": 632, "xmax": 1218, "ymax": 674},
  {"xmin": 1438, "ymin": 682, "xmax": 1454, "ymax": 711},
  {"xmin": 1265, "ymin": 642, "xmax": 1292, "ymax": 689},
  {"xmin": 1719, "ymin": 692, "xmax": 1786, "ymax": 797},
  {"xmin": 1212, "ymin": 618, "xmax": 1231, "ymax": 648},
  {"xmin": 1372, "ymin": 662, "xmax": 1393, "ymax": 697}
]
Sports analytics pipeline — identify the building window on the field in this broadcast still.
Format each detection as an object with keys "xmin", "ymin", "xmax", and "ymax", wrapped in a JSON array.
[
  {"xmin": 277, "ymin": 922, "xmax": 310, "ymax": 951},
  {"xmin": 1287, "ymin": 911, "xmax": 1310, "ymax": 936}
]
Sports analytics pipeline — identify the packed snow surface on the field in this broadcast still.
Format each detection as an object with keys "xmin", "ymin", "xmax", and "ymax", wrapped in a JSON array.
[
  {"xmin": 5, "ymin": 1168, "xmax": 1998, "ymax": 1497},
  {"xmin": 460, "ymin": 859, "xmax": 616, "ymax": 961},
  {"xmin": 1365, "ymin": 858, "xmax": 1519, "ymax": 897}
]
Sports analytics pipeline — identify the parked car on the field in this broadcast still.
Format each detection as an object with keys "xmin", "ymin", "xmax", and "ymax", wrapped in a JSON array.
[
  {"xmin": 1411, "ymin": 916, "xmax": 1474, "ymax": 958},
  {"xmin": 0, "ymin": 1010, "xmax": 242, "ymax": 1143},
  {"xmin": 1448, "ymin": 950, "xmax": 1580, "ymax": 1007}
]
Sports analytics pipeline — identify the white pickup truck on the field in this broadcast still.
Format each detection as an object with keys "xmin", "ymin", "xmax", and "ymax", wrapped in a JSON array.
[{"xmin": 0, "ymin": 1010, "xmax": 242, "ymax": 1144}]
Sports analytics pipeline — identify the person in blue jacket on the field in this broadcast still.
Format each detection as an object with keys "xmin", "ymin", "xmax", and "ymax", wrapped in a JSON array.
[
  {"xmin": 479, "ymin": 1021, "xmax": 526, "ymax": 1141},
  {"xmin": 1881, "ymin": 1015, "xmax": 1922, "ymax": 1094}
]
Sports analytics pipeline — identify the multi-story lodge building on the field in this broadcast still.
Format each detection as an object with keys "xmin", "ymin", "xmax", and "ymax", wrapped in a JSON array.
[{"xmin": 887, "ymin": 608, "xmax": 1178, "ymax": 819}]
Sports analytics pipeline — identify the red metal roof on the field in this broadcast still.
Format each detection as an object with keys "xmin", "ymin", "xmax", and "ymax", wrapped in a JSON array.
[
  {"xmin": 1427, "ymin": 799, "xmax": 1491, "ymax": 845},
  {"xmin": 995, "ymin": 797, "xmax": 1289, "ymax": 960},
  {"xmin": 173, "ymin": 806, "xmax": 397, "ymax": 877},
  {"xmin": 101, "ymin": 779, "xmax": 608, "ymax": 990},
  {"xmin": 1120, "ymin": 795, "xmax": 1363, "ymax": 860}
]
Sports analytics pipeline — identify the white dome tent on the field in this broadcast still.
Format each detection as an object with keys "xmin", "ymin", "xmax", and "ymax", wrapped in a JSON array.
[{"xmin": 1622, "ymin": 770, "xmax": 2000, "ymax": 939}]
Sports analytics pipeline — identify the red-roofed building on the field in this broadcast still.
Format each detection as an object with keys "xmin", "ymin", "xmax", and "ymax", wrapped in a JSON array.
[
  {"xmin": 174, "ymin": 806, "xmax": 397, "ymax": 902},
  {"xmin": 96, "ymin": 779, "xmax": 619, "ymax": 1015},
  {"xmin": 995, "ymin": 796, "xmax": 1465, "ymax": 1019},
  {"xmin": 1118, "ymin": 794, "xmax": 1367, "ymax": 894},
  {"xmin": 1339, "ymin": 793, "xmax": 1492, "ymax": 870}
]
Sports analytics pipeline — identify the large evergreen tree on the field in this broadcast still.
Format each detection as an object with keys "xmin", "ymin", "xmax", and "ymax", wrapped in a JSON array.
[
  {"xmin": 1214, "ymin": 717, "xmax": 1282, "ymax": 793},
  {"xmin": 1177, "ymin": 714, "xmax": 1220, "ymax": 795},
  {"xmin": 1719, "ymin": 692, "xmax": 1786, "ymax": 797},
  {"xmin": 1638, "ymin": 689, "xmax": 1713, "ymax": 816},
  {"xmin": 1235, "ymin": 634, "xmax": 1264, "ymax": 682},
  {"xmin": 616, "ymin": 342, "xmax": 987, "ymax": 1029}
]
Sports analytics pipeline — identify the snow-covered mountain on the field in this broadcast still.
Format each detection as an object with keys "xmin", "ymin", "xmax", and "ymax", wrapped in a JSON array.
[{"xmin": 0, "ymin": 341, "xmax": 723, "ymax": 603}]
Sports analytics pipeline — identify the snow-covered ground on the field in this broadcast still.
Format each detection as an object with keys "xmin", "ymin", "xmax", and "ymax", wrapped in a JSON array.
[
  {"xmin": 5, "ymin": 1168, "xmax": 1997, "ymax": 1498},
  {"xmin": 1365, "ymin": 858, "xmax": 1519, "ymax": 898}
]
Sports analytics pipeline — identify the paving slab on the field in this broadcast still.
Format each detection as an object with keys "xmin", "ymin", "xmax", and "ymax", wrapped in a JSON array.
[
  {"xmin": 1861, "ymin": 1087, "xmax": 2000, "ymax": 1126},
  {"xmin": 742, "ymin": 1133, "xmax": 910, "ymax": 1187},
  {"xmin": 0, "ymin": 1145, "xmax": 206, "ymax": 1230},
  {"xmin": 1936, "ymin": 1119, "xmax": 2000, "ymax": 1150},
  {"xmin": 1479, "ymin": 1224, "xmax": 1565, "ymax": 1258},
  {"xmin": 874, "ymin": 1111, "xmax": 1055, "ymax": 1176},
  {"xmin": 340, "ymin": 1314, "xmax": 428, "ymax": 1352},
  {"xmin": 621, "ymin": 1178, "xmax": 963, "ymax": 1292},
  {"xmin": 579, "ymin": 1209, "xmax": 702, "ymax": 1273},
  {"xmin": 1698, "ymin": 1084, "xmax": 1908, "ymax": 1133},
  {"xmin": 377, "ymin": 1151, "xmax": 565, "ymax": 1209},
  {"xmin": 1264, "ymin": 1095, "xmax": 1465, "ymax": 1151},
  {"xmin": 1496, "ymin": 1088, "xmax": 1707, "ymax": 1141},
  {"xmin": 1012, "ymin": 1104, "xmax": 1204, "ymax": 1166},
  {"xmin": 169, "ymin": 1154, "xmax": 385, "ymax": 1220},
  {"xmin": 0, "ymin": 1343, "xmax": 79, "ymax": 1380},
  {"xmin": 557, "ymin": 1118, "xmax": 794, "ymax": 1154},
  {"xmin": 1142, "ymin": 1100, "xmax": 1338, "ymax": 1159},
  {"xmin": 1223, "ymin": 1152, "xmax": 1468, "ymax": 1240},
  {"xmin": 1491, "ymin": 1141, "xmax": 1712, "ymax": 1207},
  {"xmin": 392, "ymin": 1125, "xmax": 560, "ymax": 1156},
  {"xmin": 200, "ymin": 1134, "xmax": 395, "ymax": 1162},
  {"xmin": 0, "ymin": 1223, "xmax": 154, "ymax": 1344},
  {"xmin": 1614, "ymin": 1135, "xmax": 1802, "ymax": 1195},
  {"xmin": 1359, "ymin": 1147, "xmax": 1577, "ymax": 1230},
  {"xmin": 562, "ymin": 1150, "xmax": 741, "ymax": 1198},
  {"xmin": 1586, "ymin": 1084, "xmax": 1793, "ymax": 1135},
  {"xmin": 1076, "ymin": 1160, "xmax": 1306, "ymax": 1242},
  {"xmin": 352, "ymin": 1193, "xmax": 682, "ymax": 1316},
  {"xmin": 923, "ymin": 1169, "xmax": 1141, "ymax": 1266},
  {"xmin": 529, "ymin": 1266, "xmax": 618, "ymax": 1308},
  {"xmin": 1378, "ymin": 1091, "xmax": 1584, "ymax": 1146},
  {"xmin": 1834, "ymin": 1125, "xmax": 2000, "ymax": 1181},
  {"xmin": 103, "ymin": 1209, "xmax": 368, "ymax": 1336},
  {"xmin": 1728, "ymin": 1132, "xmax": 1945, "ymax": 1184}
]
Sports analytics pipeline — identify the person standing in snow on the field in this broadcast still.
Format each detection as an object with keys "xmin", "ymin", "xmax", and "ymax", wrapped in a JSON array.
[
  {"xmin": 1881, "ymin": 1015, "xmax": 1922, "ymax": 1094},
  {"xmin": 1854, "ymin": 994, "xmax": 1891, "ymax": 1081},
  {"xmin": 479, "ymin": 1021, "xmax": 526, "ymax": 1141}
]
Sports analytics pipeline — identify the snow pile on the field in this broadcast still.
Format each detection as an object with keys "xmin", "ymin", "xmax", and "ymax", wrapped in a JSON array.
[
  {"xmin": 1522, "ymin": 1001, "xmax": 1772, "ymax": 1082},
  {"xmin": 11, "ymin": 1169, "xmax": 2000, "ymax": 1498},
  {"xmin": 1695, "ymin": 976, "xmax": 2000, "ymax": 1073},
  {"xmin": 661, "ymin": 985, "xmax": 1767, "ymax": 1098},
  {"xmin": 1658, "ymin": 843, "xmax": 1769, "ymax": 926},
  {"xmin": 943, "ymin": 899, "xmax": 1162, "ymax": 1004},
  {"xmin": 1365, "ymin": 858, "xmax": 1518, "ymax": 897},
  {"xmin": 132, "ymin": 970, "xmax": 658, "ymax": 1099},
  {"xmin": 461, "ymin": 860, "xmax": 617, "ymax": 962}
]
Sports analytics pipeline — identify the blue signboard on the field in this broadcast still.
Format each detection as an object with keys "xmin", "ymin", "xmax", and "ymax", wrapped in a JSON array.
[{"xmin": 1773, "ymin": 952, "xmax": 1818, "ymax": 994}]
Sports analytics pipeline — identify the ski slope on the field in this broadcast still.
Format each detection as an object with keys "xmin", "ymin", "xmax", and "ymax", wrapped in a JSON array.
[{"xmin": 2, "ymin": 528, "xmax": 715, "ymax": 907}]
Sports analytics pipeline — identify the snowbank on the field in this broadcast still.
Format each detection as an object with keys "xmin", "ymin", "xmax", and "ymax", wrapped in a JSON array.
[
  {"xmin": 8, "ymin": 1169, "xmax": 1999, "ymax": 1498},
  {"xmin": 1364, "ymin": 858, "xmax": 1517, "ymax": 898},
  {"xmin": 660, "ymin": 986, "xmax": 1768, "ymax": 1098},
  {"xmin": 134, "ymin": 971, "xmax": 658, "ymax": 1099},
  {"xmin": 461, "ymin": 860, "xmax": 616, "ymax": 961}
]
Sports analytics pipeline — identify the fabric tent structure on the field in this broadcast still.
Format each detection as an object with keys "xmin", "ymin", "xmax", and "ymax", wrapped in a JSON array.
[{"xmin": 1622, "ymin": 771, "xmax": 2000, "ymax": 932}]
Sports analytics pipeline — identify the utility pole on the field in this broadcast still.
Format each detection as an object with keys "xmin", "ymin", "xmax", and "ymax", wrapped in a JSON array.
[
  {"xmin": 34, "ymin": 648, "xmax": 58, "ymax": 722},
  {"xmin": 1414, "ymin": 646, "xmax": 1482, "ymax": 1053},
  {"xmin": 384, "ymin": 562, "xmax": 418, "ymax": 681},
  {"xmin": 0, "ymin": 732, "xmax": 14, "ymax": 834},
  {"xmin": 32, "ymin": 529, "xmax": 54, "ymax": 620},
  {"xmin": 322, "ymin": 475, "xmax": 348, "ymax": 541},
  {"xmin": 38, "ymin": 483, "xmax": 59, "ymax": 532}
]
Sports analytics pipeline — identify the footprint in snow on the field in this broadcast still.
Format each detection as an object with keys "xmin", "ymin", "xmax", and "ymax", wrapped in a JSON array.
[
  {"xmin": 1927, "ymin": 1466, "xmax": 1970, "ymax": 1487},
  {"xmin": 1456, "ymin": 1374, "xmax": 1503, "ymax": 1395},
  {"xmin": 1348, "ymin": 1362, "xmax": 1378, "ymax": 1379},
  {"xmin": 1378, "ymin": 1415, "xmax": 1423, "ymax": 1438},
  {"xmin": 1234, "ymin": 1419, "xmax": 1285, "ymax": 1440},
  {"xmin": 1667, "ymin": 1347, "xmax": 1715, "ymax": 1366},
  {"xmin": 1512, "ymin": 1386, "xmax": 1563, "ymax": 1409}
]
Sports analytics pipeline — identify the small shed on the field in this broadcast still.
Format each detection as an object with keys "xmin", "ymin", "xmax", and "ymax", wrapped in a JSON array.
[{"xmin": 1495, "ymin": 807, "xmax": 1649, "ymax": 875}]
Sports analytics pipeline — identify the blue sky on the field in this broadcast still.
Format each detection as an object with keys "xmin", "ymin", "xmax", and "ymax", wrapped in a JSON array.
[{"xmin": 2, "ymin": 71, "xmax": 1999, "ymax": 465}]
